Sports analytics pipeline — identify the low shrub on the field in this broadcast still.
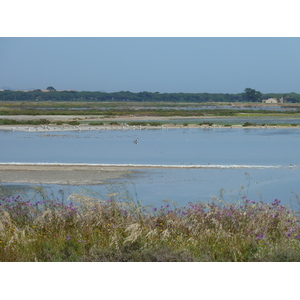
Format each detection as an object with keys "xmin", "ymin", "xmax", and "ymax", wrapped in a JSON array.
[
  {"xmin": 89, "ymin": 122, "xmax": 104, "ymax": 126},
  {"xmin": 199, "ymin": 122, "xmax": 213, "ymax": 126},
  {"xmin": 68, "ymin": 121, "xmax": 80, "ymax": 126},
  {"xmin": 243, "ymin": 122, "xmax": 255, "ymax": 127}
]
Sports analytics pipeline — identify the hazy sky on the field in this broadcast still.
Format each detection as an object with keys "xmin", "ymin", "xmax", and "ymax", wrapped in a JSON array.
[{"xmin": 1, "ymin": 37, "xmax": 300, "ymax": 94}]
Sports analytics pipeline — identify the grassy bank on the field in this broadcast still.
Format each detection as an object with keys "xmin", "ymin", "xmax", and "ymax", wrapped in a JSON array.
[
  {"xmin": 1, "ymin": 117, "xmax": 300, "ymax": 128},
  {"xmin": 1, "ymin": 101, "xmax": 300, "ymax": 118},
  {"xmin": 1, "ymin": 192, "xmax": 300, "ymax": 262},
  {"xmin": 1, "ymin": 108, "xmax": 300, "ymax": 117}
]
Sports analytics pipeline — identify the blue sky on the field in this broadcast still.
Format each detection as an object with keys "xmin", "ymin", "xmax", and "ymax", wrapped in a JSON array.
[{"xmin": 1, "ymin": 37, "xmax": 300, "ymax": 94}]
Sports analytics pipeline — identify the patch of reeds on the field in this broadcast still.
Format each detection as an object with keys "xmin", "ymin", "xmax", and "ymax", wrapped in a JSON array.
[
  {"xmin": 1, "ymin": 193, "xmax": 300, "ymax": 262},
  {"xmin": 243, "ymin": 122, "xmax": 256, "ymax": 127},
  {"xmin": 0, "ymin": 118, "xmax": 51, "ymax": 126}
]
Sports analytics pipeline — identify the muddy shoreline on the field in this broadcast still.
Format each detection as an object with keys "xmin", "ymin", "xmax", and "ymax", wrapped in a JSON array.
[{"xmin": 0, "ymin": 164, "xmax": 137, "ymax": 185}]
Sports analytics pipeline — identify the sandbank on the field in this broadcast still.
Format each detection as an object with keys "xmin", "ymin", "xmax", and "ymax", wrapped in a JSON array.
[
  {"xmin": 0, "ymin": 164, "xmax": 136, "ymax": 185},
  {"xmin": 0, "ymin": 163, "xmax": 293, "ymax": 186}
]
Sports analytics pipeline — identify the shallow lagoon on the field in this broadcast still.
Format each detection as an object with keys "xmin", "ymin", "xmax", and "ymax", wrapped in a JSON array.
[
  {"xmin": 1, "ymin": 127, "xmax": 300, "ymax": 208},
  {"xmin": 1, "ymin": 127, "xmax": 300, "ymax": 165}
]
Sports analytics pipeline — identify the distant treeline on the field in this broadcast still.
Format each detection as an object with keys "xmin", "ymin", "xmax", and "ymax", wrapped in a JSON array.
[{"xmin": 1, "ymin": 90, "xmax": 300, "ymax": 103}]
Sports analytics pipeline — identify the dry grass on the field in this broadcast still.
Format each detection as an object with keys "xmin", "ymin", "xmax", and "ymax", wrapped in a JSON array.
[{"xmin": 1, "ymin": 192, "xmax": 300, "ymax": 262}]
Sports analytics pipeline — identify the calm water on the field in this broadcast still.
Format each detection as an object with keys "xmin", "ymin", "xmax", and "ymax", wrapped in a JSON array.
[
  {"xmin": 1, "ymin": 128, "xmax": 300, "ymax": 166},
  {"xmin": 1, "ymin": 128, "xmax": 300, "ymax": 208}
]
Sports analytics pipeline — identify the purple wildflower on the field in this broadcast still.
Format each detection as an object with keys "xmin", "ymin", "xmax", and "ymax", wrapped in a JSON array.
[
  {"xmin": 272, "ymin": 199, "xmax": 281, "ymax": 206},
  {"xmin": 66, "ymin": 235, "xmax": 71, "ymax": 241},
  {"xmin": 255, "ymin": 233, "xmax": 264, "ymax": 240}
]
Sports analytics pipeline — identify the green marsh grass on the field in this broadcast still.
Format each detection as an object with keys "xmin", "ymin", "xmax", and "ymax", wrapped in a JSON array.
[
  {"xmin": 0, "ymin": 118, "xmax": 51, "ymax": 126},
  {"xmin": 1, "ymin": 189, "xmax": 300, "ymax": 262}
]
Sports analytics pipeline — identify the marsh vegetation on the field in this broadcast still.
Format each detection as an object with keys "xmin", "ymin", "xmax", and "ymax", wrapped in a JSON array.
[{"xmin": 1, "ymin": 190, "xmax": 300, "ymax": 262}]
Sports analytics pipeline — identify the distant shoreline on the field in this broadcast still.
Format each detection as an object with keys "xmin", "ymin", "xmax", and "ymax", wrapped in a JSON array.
[
  {"xmin": 1, "ymin": 113, "xmax": 300, "ymax": 131},
  {"xmin": 0, "ymin": 110, "xmax": 300, "ymax": 132}
]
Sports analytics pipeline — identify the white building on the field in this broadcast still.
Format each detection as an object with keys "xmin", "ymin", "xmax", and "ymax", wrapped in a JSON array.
[{"xmin": 262, "ymin": 97, "xmax": 284, "ymax": 104}]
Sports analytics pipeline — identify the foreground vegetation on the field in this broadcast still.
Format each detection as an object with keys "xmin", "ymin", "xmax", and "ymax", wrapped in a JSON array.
[{"xmin": 1, "ymin": 192, "xmax": 300, "ymax": 262}]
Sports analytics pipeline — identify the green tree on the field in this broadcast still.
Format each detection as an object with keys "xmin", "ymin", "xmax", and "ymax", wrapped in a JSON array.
[
  {"xmin": 46, "ymin": 86, "xmax": 56, "ymax": 91},
  {"xmin": 242, "ymin": 88, "xmax": 262, "ymax": 102}
]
